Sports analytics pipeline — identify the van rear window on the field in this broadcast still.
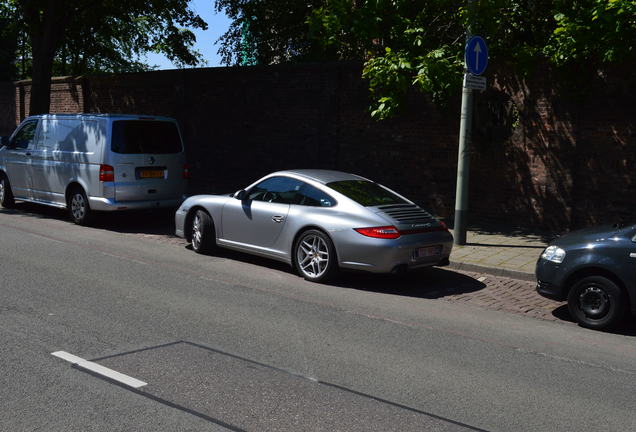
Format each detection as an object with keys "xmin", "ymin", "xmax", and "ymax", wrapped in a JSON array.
[{"xmin": 111, "ymin": 120, "xmax": 182, "ymax": 154}]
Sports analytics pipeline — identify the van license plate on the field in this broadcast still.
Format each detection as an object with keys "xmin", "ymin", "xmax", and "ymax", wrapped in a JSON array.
[
  {"xmin": 414, "ymin": 245, "xmax": 442, "ymax": 259},
  {"xmin": 139, "ymin": 169, "xmax": 164, "ymax": 179}
]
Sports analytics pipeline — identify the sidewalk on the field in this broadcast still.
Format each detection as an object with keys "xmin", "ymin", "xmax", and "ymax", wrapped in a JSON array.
[{"xmin": 447, "ymin": 229, "xmax": 549, "ymax": 282}]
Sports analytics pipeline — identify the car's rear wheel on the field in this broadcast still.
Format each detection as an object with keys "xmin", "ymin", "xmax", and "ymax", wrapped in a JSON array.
[
  {"xmin": 567, "ymin": 275, "xmax": 627, "ymax": 329},
  {"xmin": 190, "ymin": 209, "xmax": 216, "ymax": 254},
  {"xmin": 0, "ymin": 174, "xmax": 15, "ymax": 208},
  {"xmin": 294, "ymin": 229, "xmax": 338, "ymax": 283},
  {"xmin": 67, "ymin": 187, "xmax": 92, "ymax": 225}
]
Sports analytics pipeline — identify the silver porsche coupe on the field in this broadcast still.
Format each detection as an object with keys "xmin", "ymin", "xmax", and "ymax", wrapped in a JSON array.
[{"xmin": 175, "ymin": 169, "xmax": 453, "ymax": 282}]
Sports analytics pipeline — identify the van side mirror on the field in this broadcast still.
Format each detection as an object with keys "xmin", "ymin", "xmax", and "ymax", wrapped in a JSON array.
[{"xmin": 234, "ymin": 189, "xmax": 247, "ymax": 200}]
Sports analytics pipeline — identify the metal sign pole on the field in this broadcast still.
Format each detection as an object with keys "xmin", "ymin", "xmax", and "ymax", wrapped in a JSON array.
[{"xmin": 453, "ymin": 0, "xmax": 476, "ymax": 246}]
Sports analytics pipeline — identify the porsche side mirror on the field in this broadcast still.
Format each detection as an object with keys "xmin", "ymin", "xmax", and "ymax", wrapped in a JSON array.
[{"xmin": 234, "ymin": 189, "xmax": 247, "ymax": 200}]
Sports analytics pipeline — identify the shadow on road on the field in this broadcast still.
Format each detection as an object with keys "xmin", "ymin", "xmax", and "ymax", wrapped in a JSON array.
[
  {"xmin": 190, "ymin": 245, "xmax": 486, "ymax": 299},
  {"xmin": 329, "ymin": 268, "xmax": 487, "ymax": 299},
  {"xmin": 0, "ymin": 202, "xmax": 176, "ymax": 236},
  {"xmin": 552, "ymin": 304, "xmax": 636, "ymax": 336}
]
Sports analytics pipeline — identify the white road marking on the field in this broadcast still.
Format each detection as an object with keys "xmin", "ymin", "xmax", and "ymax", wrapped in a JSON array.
[
  {"xmin": 51, "ymin": 351, "xmax": 147, "ymax": 388},
  {"xmin": 477, "ymin": 276, "xmax": 487, "ymax": 282}
]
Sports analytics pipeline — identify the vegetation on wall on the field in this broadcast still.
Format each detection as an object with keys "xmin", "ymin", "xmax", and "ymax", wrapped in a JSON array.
[{"xmin": 216, "ymin": 0, "xmax": 636, "ymax": 119}]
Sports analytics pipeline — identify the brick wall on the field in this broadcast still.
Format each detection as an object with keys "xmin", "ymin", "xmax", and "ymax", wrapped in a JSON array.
[{"xmin": 10, "ymin": 62, "xmax": 636, "ymax": 232}]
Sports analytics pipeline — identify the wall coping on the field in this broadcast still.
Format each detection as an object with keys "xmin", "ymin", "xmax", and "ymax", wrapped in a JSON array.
[{"xmin": 15, "ymin": 76, "xmax": 86, "ymax": 85}]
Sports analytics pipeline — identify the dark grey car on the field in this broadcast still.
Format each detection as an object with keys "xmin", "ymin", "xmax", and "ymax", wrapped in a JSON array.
[{"xmin": 536, "ymin": 223, "xmax": 636, "ymax": 329}]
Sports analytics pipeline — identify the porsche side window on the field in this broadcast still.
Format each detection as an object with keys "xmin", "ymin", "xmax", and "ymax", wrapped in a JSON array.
[
  {"xmin": 248, "ymin": 176, "xmax": 303, "ymax": 204},
  {"xmin": 296, "ymin": 184, "xmax": 336, "ymax": 207}
]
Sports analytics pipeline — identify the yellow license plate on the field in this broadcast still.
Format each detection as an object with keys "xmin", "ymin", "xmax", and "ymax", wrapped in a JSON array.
[{"xmin": 139, "ymin": 170, "xmax": 164, "ymax": 179}]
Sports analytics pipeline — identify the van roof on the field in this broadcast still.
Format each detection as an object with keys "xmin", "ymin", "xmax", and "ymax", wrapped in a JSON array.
[{"xmin": 26, "ymin": 113, "xmax": 178, "ymax": 122}]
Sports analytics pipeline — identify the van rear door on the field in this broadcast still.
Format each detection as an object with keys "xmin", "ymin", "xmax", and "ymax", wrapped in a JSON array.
[{"xmin": 108, "ymin": 119, "xmax": 186, "ymax": 202}]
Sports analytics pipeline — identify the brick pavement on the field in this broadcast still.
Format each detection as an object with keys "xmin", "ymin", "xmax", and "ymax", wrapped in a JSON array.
[{"xmin": 445, "ymin": 270, "xmax": 566, "ymax": 323}]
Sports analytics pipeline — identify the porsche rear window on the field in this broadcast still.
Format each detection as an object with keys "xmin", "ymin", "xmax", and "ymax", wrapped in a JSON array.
[
  {"xmin": 111, "ymin": 120, "xmax": 182, "ymax": 154},
  {"xmin": 326, "ymin": 180, "xmax": 407, "ymax": 207}
]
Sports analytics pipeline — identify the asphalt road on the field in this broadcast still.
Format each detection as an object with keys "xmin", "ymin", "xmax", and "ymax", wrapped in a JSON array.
[{"xmin": 1, "ymin": 205, "xmax": 635, "ymax": 432}]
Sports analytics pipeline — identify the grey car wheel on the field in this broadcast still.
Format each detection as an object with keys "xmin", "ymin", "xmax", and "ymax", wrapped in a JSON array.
[
  {"xmin": 567, "ymin": 275, "xmax": 627, "ymax": 329},
  {"xmin": 68, "ymin": 187, "xmax": 92, "ymax": 225},
  {"xmin": 294, "ymin": 229, "xmax": 338, "ymax": 282},
  {"xmin": 191, "ymin": 209, "xmax": 216, "ymax": 254},
  {"xmin": 0, "ymin": 174, "xmax": 15, "ymax": 208}
]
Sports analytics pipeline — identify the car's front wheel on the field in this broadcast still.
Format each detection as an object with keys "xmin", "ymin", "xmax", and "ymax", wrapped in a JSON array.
[
  {"xmin": 0, "ymin": 174, "xmax": 15, "ymax": 208},
  {"xmin": 190, "ymin": 209, "xmax": 216, "ymax": 254},
  {"xmin": 294, "ymin": 229, "xmax": 339, "ymax": 283},
  {"xmin": 567, "ymin": 275, "xmax": 627, "ymax": 329}
]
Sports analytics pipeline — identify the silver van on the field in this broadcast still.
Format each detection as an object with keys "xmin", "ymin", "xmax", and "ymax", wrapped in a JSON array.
[{"xmin": 0, "ymin": 114, "xmax": 188, "ymax": 224}]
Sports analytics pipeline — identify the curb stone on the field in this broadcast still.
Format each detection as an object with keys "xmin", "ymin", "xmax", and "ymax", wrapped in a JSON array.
[{"xmin": 449, "ymin": 261, "xmax": 536, "ymax": 282}]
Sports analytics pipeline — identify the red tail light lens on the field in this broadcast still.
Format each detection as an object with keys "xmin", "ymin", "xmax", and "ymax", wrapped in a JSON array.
[
  {"xmin": 182, "ymin": 163, "xmax": 190, "ymax": 179},
  {"xmin": 99, "ymin": 164, "xmax": 114, "ymax": 182},
  {"xmin": 439, "ymin": 220, "xmax": 449, "ymax": 232},
  {"xmin": 354, "ymin": 226, "xmax": 400, "ymax": 239}
]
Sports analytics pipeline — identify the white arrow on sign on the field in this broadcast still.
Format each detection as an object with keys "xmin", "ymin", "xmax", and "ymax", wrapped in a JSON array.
[{"xmin": 473, "ymin": 42, "xmax": 482, "ymax": 73}]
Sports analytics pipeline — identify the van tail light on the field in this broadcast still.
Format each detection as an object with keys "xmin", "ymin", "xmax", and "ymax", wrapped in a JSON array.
[
  {"xmin": 182, "ymin": 163, "xmax": 190, "ymax": 180},
  {"xmin": 354, "ymin": 226, "xmax": 400, "ymax": 239},
  {"xmin": 99, "ymin": 164, "xmax": 114, "ymax": 182}
]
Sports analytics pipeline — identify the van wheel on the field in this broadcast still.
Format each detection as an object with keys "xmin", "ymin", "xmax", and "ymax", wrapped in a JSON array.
[
  {"xmin": 0, "ymin": 174, "xmax": 15, "ymax": 208},
  {"xmin": 67, "ymin": 187, "xmax": 92, "ymax": 225},
  {"xmin": 190, "ymin": 209, "xmax": 216, "ymax": 254}
]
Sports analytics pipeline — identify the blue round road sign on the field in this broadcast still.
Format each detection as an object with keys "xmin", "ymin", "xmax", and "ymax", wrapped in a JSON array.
[{"xmin": 465, "ymin": 36, "xmax": 488, "ymax": 75}]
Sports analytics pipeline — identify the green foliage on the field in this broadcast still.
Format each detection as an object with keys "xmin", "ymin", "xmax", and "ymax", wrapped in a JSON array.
[
  {"xmin": 0, "ymin": 2, "xmax": 19, "ymax": 80},
  {"xmin": 310, "ymin": 0, "xmax": 635, "ymax": 119},
  {"xmin": 546, "ymin": 0, "xmax": 636, "ymax": 65},
  {"xmin": 215, "ymin": 0, "xmax": 326, "ymax": 65},
  {"xmin": 1, "ymin": 0, "xmax": 208, "ymax": 80},
  {"xmin": 218, "ymin": 0, "xmax": 635, "ymax": 120},
  {"xmin": 309, "ymin": 0, "xmax": 467, "ymax": 118}
]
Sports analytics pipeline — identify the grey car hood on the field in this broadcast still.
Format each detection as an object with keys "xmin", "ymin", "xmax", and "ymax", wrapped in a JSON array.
[{"xmin": 552, "ymin": 224, "xmax": 627, "ymax": 247}]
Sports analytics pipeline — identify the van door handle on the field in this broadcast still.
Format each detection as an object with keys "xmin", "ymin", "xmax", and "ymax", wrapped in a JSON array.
[
  {"xmin": 272, "ymin": 215, "xmax": 285, "ymax": 223},
  {"xmin": 25, "ymin": 152, "xmax": 31, "ymax": 156}
]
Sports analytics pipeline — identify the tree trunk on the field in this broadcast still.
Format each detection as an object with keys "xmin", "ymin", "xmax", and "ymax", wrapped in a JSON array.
[
  {"xmin": 29, "ymin": 37, "xmax": 57, "ymax": 115},
  {"xmin": 22, "ymin": 0, "xmax": 68, "ymax": 115}
]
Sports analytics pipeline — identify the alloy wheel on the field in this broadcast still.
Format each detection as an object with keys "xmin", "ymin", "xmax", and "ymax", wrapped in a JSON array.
[
  {"xmin": 71, "ymin": 193, "xmax": 86, "ymax": 221},
  {"xmin": 192, "ymin": 214, "xmax": 202, "ymax": 250},
  {"xmin": 297, "ymin": 234, "xmax": 330, "ymax": 279}
]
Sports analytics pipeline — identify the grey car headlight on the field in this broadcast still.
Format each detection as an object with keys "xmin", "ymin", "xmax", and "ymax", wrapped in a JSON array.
[{"xmin": 541, "ymin": 245, "xmax": 566, "ymax": 263}]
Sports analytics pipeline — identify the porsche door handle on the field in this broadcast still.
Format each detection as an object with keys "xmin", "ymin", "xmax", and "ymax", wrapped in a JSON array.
[{"xmin": 272, "ymin": 215, "xmax": 285, "ymax": 223}]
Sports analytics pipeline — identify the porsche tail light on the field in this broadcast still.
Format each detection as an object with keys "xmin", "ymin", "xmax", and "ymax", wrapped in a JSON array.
[{"xmin": 354, "ymin": 226, "xmax": 400, "ymax": 239}]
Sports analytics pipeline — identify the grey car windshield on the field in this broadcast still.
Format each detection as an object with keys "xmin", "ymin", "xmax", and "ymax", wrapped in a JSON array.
[
  {"xmin": 112, "ymin": 120, "xmax": 182, "ymax": 154},
  {"xmin": 326, "ymin": 180, "xmax": 407, "ymax": 206}
]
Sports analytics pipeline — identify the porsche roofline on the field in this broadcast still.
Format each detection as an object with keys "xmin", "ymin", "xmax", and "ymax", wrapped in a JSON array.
[{"xmin": 270, "ymin": 169, "xmax": 371, "ymax": 184}]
